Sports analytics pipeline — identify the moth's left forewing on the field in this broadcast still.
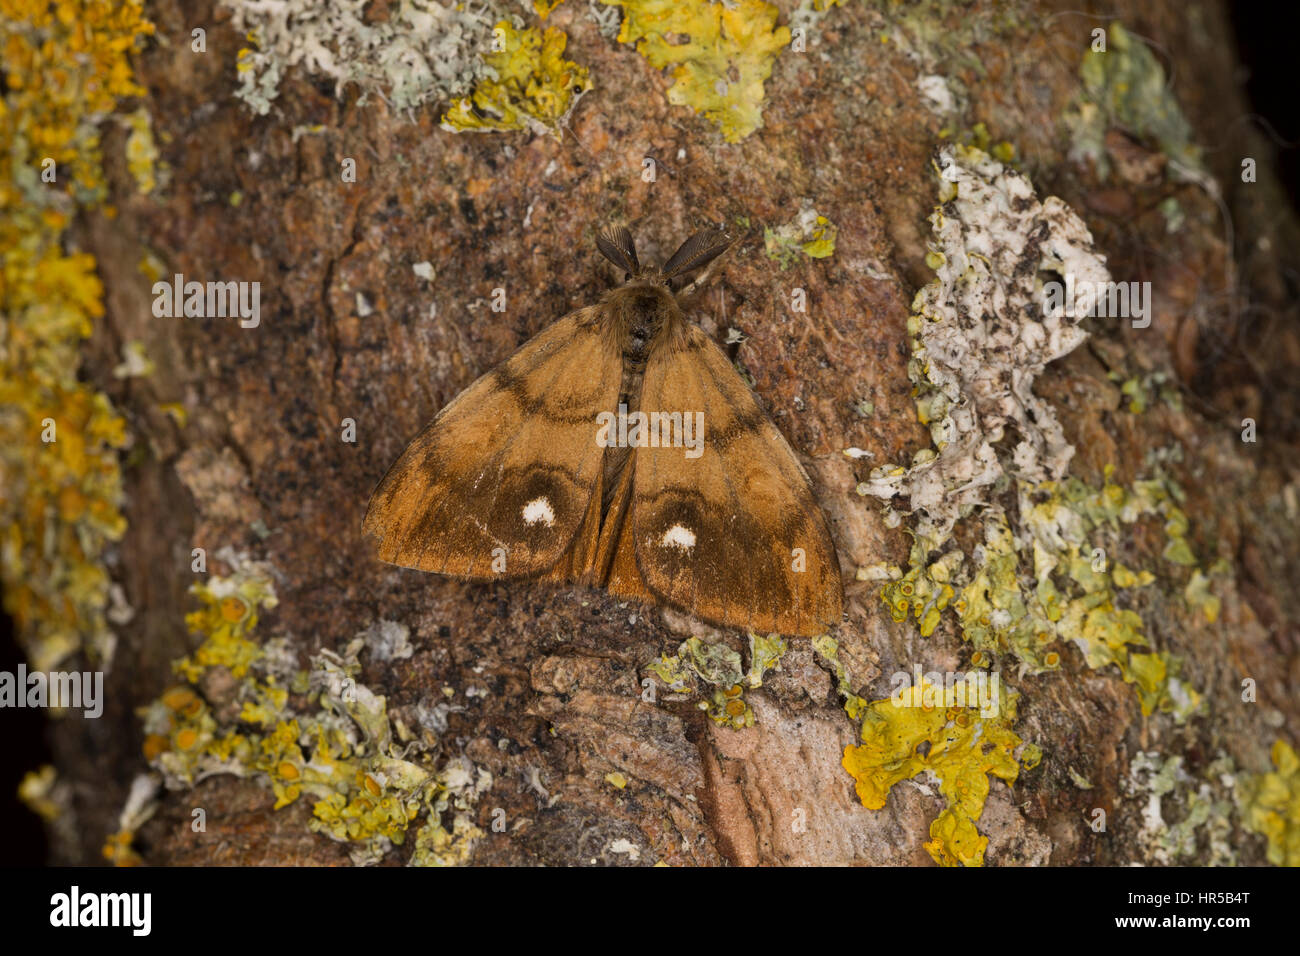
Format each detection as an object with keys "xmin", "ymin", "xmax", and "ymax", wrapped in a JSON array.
[
  {"xmin": 363, "ymin": 307, "xmax": 621, "ymax": 579},
  {"xmin": 631, "ymin": 326, "xmax": 843, "ymax": 637}
]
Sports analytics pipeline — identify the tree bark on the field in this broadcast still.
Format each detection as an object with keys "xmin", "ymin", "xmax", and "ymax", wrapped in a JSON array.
[{"xmin": 19, "ymin": 0, "xmax": 1299, "ymax": 866}]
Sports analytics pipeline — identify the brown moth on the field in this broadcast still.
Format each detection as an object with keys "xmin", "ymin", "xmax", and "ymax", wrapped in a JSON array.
[{"xmin": 363, "ymin": 228, "xmax": 842, "ymax": 637}]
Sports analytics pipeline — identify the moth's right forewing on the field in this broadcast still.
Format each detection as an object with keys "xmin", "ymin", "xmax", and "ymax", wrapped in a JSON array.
[
  {"xmin": 630, "ymin": 326, "xmax": 843, "ymax": 637},
  {"xmin": 363, "ymin": 307, "xmax": 621, "ymax": 579}
]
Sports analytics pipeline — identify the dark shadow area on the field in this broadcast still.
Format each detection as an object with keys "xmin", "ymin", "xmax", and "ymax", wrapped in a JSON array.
[
  {"xmin": 1, "ymin": 582, "xmax": 52, "ymax": 865},
  {"xmin": 1230, "ymin": 4, "xmax": 1300, "ymax": 216}
]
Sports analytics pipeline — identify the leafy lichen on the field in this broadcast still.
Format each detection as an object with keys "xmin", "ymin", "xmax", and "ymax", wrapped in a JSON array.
[
  {"xmin": 222, "ymin": 0, "xmax": 511, "ymax": 116},
  {"xmin": 648, "ymin": 634, "xmax": 787, "ymax": 728},
  {"xmin": 1064, "ymin": 22, "xmax": 1203, "ymax": 183},
  {"xmin": 601, "ymin": 0, "xmax": 790, "ymax": 143},
  {"xmin": 1240, "ymin": 739, "xmax": 1300, "ymax": 867},
  {"xmin": 441, "ymin": 21, "xmax": 591, "ymax": 136},
  {"xmin": 858, "ymin": 146, "xmax": 1205, "ymax": 723},
  {"xmin": 811, "ymin": 634, "xmax": 868, "ymax": 721},
  {"xmin": 841, "ymin": 678, "xmax": 1035, "ymax": 867}
]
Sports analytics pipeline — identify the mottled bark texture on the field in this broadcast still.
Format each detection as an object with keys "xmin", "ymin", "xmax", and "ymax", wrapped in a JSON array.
[{"xmin": 36, "ymin": 0, "xmax": 1300, "ymax": 865}]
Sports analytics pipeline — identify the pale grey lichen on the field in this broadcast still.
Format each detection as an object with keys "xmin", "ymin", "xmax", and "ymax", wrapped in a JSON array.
[
  {"xmin": 222, "ymin": 0, "xmax": 511, "ymax": 115},
  {"xmin": 856, "ymin": 146, "xmax": 1205, "ymax": 721},
  {"xmin": 1125, "ymin": 751, "xmax": 1238, "ymax": 865},
  {"xmin": 585, "ymin": 0, "xmax": 622, "ymax": 39},
  {"xmin": 916, "ymin": 73, "xmax": 962, "ymax": 116},
  {"xmin": 859, "ymin": 144, "xmax": 1109, "ymax": 547},
  {"xmin": 361, "ymin": 619, "xmax": 414, "ymax": 662}
]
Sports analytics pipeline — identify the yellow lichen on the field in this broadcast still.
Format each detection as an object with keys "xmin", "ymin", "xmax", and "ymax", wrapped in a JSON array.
[
  {"xmin": 1240, "ymin": 739, "xmax": 1300, "ymax": 867},
  {"xmin": 764, "ymin": 206, "xmax": 839, "ymax": 266},
  {"xmin": 173, "ymin": 565, "xmax": 277, "ymax": 682},
  {"xmin": 17, "ymin": 764, "xmax": 64, "ymax": 822},
  {"xmin": 101, "ymin": 829, "xmax": 143, "ymax": 867},
  {"xmin": 602, "ymin": 0, "xmax": 790, "ymax": 142},
  {"xmin": 411, "ymin": 813, "xmax": 485, "ymax": 867},
  {"xmin": 1183, "ymin": 569, "xmax": 1221, "ymax": 624},
  {"xmin": 137, "ymin": 559, "xmax": 487, "ymax": 865},
  {"xmin": 882, "ymin": 471, "xmax": 1204, "ymax": 723},
  {"xmin": 440, "ymin": 22, "xmax": 590, "ymax": 136},
  {"xmin": 0, "ymin": 0, "xmax": 152, "ymax": 671},
  {"xmin": 123, "ymin": 106, "xmax": 160, "ymax": 194},
  {"xmin": 841, "ymin": 679, "xmax": 1033, "ymax": 867}
]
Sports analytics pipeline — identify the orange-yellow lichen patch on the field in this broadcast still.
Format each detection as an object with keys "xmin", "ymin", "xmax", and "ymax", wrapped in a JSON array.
[{"xmin": 1, "ymin": 0, "xmax": 153, "ymax": 670}]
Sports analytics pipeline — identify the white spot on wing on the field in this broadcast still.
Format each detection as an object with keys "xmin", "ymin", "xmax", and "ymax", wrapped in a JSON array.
[
  {"xmin": 522, "ymin": 497, "xmax": 555, "ymax": 527},
  {"xmin": 660, "ymin": 524, "xmax": 696, "ymax": 551}
]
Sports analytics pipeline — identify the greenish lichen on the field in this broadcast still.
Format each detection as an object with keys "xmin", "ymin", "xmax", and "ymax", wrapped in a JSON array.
[
  {"xmin": 1240, "ymin": 739, "xmax": 1300, "ymax": 866},
  {"xmin": 746, "ymin": 633, "xmax": 787, "ymax": 687},
  {"xmin": 870, "ymin": 0, "xmax": 1024, "ymax": 76},
  {"xmin": 1126, "ymin": 751, "xmax": 1239, "ymax": 866},
  {"xmin": 648, "ymin": 634, "xmax": 787, "ymax": 728},
  {"xmin": 1064, "ymin": 22, "xmax": 1203, "ymax": 182},
  {"xmin": 601, "ymin": 0, "xmax": 790, "ymax": 143},
  {"xmin": 1114, "ymin": 370, "xmax": 1182, "ymax": 415},
  {"xmin": 811, "ymin": 634, "xmax": 868, "ymax": 721}
]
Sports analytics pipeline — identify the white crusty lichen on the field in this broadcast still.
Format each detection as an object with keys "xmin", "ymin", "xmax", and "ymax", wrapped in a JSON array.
[
  {"xmin": 221, "ymin": 0, "xmax": 508, "ymax": 115},
  {"xmin": 856, "ymin": 146, "xmax": 1205, "ymax": 722},
  {"xmin": 859, "ymin": 144, "xmax": 1109, "ymax": 546}
]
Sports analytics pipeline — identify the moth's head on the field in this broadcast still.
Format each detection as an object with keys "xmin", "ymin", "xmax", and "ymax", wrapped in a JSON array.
[{"xmin": 596, "ymin": 227, "xmax": 732, "ymax": 296}]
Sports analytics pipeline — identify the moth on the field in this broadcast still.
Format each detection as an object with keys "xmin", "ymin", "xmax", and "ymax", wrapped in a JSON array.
[{"xmin": 363, "ymin": 228, "xmax": 842, "ymax": 637}]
